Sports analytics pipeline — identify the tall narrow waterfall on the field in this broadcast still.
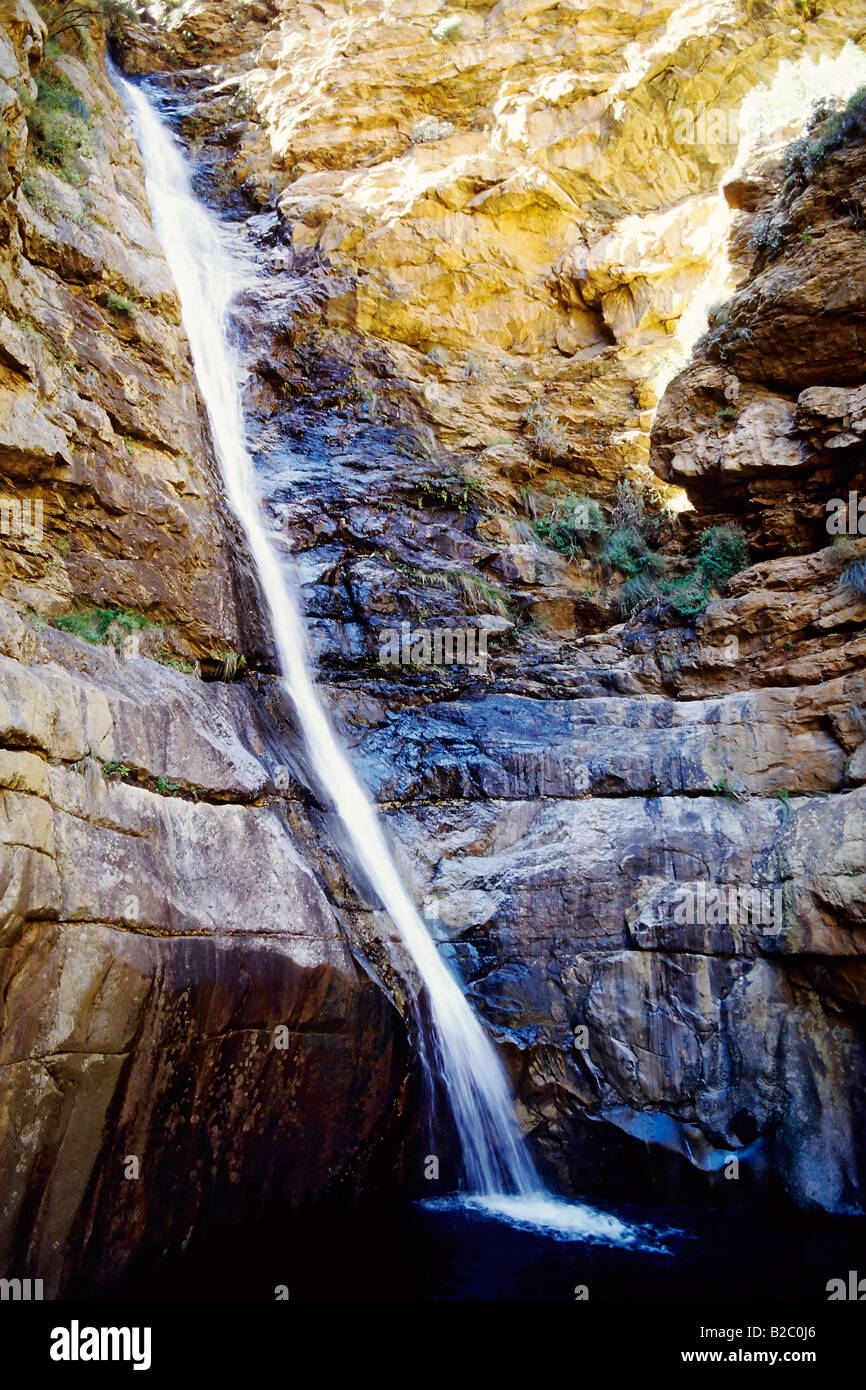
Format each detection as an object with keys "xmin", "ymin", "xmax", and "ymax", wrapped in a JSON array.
[{"xmin": 118, "ymin": 72, "xmax": 542, "ymax": 1201}]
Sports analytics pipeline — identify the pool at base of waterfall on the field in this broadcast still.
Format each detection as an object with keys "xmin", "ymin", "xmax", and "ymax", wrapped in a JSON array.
[{"xmin": 94, "ymin": 1196, "xmax": 865, "ymax": 1301}]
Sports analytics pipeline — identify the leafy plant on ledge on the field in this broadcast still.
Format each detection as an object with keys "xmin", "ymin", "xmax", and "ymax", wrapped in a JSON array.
[
  {"xmin": 660, "ymin": 526, "xmax": 748, "ymax": 618},
  {"xmin": 53, "ymin": 604, "xmax": 154, "ymax": 648}
]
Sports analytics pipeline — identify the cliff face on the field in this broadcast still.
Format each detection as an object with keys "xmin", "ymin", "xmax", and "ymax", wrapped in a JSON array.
[
  {"xmin": 118, "ymin": 0, "xmax": 866, "ymax": 495},
  {"xmin": 0, "ymin": 0, "xmax": 409, "ymax": 1296},
  {"xmin": 1, "ymin": 0, "xmax": 866, "ymax": 1297}
]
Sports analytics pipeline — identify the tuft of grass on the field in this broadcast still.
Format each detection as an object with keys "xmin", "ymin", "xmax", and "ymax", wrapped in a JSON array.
[
  {"xmin": 603, "ymin": 526, "xmax": 666, "ymax": 613},
  {"xmin": 399, "ymin": 562, "xmax": 511, "ymax": 617},
  {"xmin": 451, "ymin": 569, "xmax": 511, "ymax": 618},
  {"xmin": 522, "ymin": 405, "xmax": 569, "ymax": 462},
  {"xmin": 216, "ymin": 649, "xmax": 246, "ymax": 680},
  {"xmin": 106, "ymin": 291, "xmax": 136, "ymax": 317},
  {"xmin": 603, "ymin": 526, "xmax": 665, "ymax": 579},
  {"xmin": 713, "ymin": 777, "xmax": 748, "ymax": 803},
  {"xmin": 53, "ymin": 605, "xmax": 153, "ymax": 647}
]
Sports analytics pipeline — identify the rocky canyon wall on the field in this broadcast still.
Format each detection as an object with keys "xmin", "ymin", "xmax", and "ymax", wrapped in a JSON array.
[
  {"xmin": 1, "ymin": 0, "xmax": 865, "ymax": 1299},
  {"xmin": 0, "ymin": 0, "xmax": 411, "ymax": 1297}
]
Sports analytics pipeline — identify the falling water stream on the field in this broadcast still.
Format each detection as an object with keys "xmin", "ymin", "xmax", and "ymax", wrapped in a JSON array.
[{"xmin": 115, "ymin": 72, "xmax": 643, "ymax": 1243}]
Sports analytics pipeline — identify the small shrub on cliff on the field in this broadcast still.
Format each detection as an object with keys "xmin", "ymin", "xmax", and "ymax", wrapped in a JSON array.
[
  {"xmin": 661, "ymin": 525, "xmax": 748, "ymax": 617},
  {"xmin": 106, "ymin": 291, "xmax": 136, "ymax": 317},
  {"xmin": 603, "ymin": 527, "xmax": 666, "ymax": 612},
  {"xmin": 609, "ymin": 475, "xmax": 668, "ymax": 543},
  {"xmin": 20, "ymin": 168, "xmax": 62, "ymax": 221},
  {"xmin": 25, "ymin": 64, "xmax": 93, "ymax": 185},
  {"xmin": 522, "ymin": 405, "xmax": 569, "ymax": 462},
  {"xmin": 534, "ymin": 493, "xmax": 607, "ymax": 560},
  {"xmin": 604, "ymin": 526, "xmax": 666, "ymax": 579},
  {"xmin": 785, "ymin": 86, "xmax": 866, "ymax": 183},
  {"xmin": 54, "ymin": 605, "xmax": 153, "ymax": 647}
]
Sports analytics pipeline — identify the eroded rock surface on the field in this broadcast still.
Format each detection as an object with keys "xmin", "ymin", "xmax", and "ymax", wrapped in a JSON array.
[
  {"xmin": 0, "ymin": 2, "xmax": 410, "ymax": 1296},
  {"xmin": 2, "ymin": 0, "xmax": 866, "ymax": 1305}
]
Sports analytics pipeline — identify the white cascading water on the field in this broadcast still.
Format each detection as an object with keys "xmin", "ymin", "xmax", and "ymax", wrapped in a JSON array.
[{"xmin": 118, "ymin": 73, "xmax": 643, "ymax": 1245}]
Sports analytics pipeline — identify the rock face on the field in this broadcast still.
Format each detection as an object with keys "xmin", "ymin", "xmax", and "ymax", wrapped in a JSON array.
[
  {"xmin": 2, "ymin": 0, "xmax": 866, "ymax": 1301},
  {"xmin": 653, "ymin": 130, "xmax": 866, "ymax": 556},
  {"xmin": 0, "ymin": 1, "xmax": 410, "ymax": 1297},
  {"xmin": 0, "ymin": 0, "xmax": 258, "ymax": 660},
  {"xmin": 119, "ymin": 0, "xmax": 866, "ymax": 492}
]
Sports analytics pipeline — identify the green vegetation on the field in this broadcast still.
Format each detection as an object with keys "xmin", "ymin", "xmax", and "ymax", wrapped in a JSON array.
[
  {"xmin": 106, "ymin": 291, "xmax": 136, "ymax": 317},
  {"xmin": 660, "ymin": 526, "xmax": 748, "ymax": 617},
  {"xmin": 521, "ymin": 405, "xmax": 569, "ymax": 462},
  {"xmin": 25, "ymin": 63, "xmax": 93, "ymax": 185},
  {"xmin": 399, "ymin": 562, "xmax": 511, "ymax": 618},
  {"xmin": 159, "ymin": 654, "xmax": 198, "ymax": 674},
  {"xmin": 785, "ymin": 85, "xmax": 866, "ymax": 182},
  {"xmin": 101, "ymin": 760, "xmax": 130, "ymax": 778},
  {"xmin": 527, "ymin": 476, "xmax": 746, "ymax": 619},
  {"xmin": 713, "ymin": 777, "xmax": 748, "ymax": 804},
  {"xmin": 156, "ymin": 776, "xmax": 181, "ymax": 796},
  {"xmin": 451, "ymin": 569, "xmax": 511, "ymax": 618},
  {"xmin": 533, "ymin": 494, "xmax": 607, "ymax": 560},
  {"xmin": 416, "ymin": 465, "xmax": 487, "ymax": 513},
  {"xmin": 53, "ymin": 604, "xmax": 154, "ymax": 647},
  {"xmin": 216, "ymin": 649, "xmax": 246, "ymax": 680},
  {"xmin": 20, "ymin": 168, "xmax": 63, "ymax": 221}
]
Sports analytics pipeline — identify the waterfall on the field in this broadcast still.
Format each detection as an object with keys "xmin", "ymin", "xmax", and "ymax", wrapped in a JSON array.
[{"xmin": 117, "ymin": 72, "xmax": 543, "ymax": 1202}]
